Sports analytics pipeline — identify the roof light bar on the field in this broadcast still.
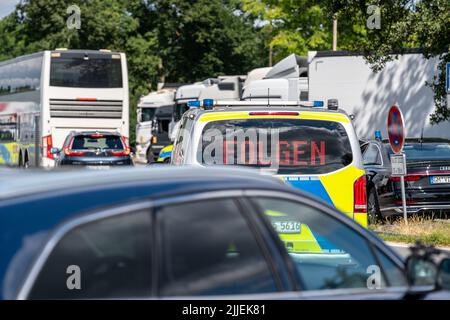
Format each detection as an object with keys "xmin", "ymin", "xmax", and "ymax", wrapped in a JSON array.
[{"xmin": 187, "ymin": 100, "xmax": 201, "ymax": 108}]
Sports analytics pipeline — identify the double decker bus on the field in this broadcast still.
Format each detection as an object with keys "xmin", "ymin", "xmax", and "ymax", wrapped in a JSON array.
[{"xmin": 0, "ymin": 49, "xmax": 129, "ymax": 168}]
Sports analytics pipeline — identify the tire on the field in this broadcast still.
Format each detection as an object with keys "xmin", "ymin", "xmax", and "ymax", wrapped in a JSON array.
[{"xmin": 368, "ymin": 187, "xmax": 381, "ymax": 224}]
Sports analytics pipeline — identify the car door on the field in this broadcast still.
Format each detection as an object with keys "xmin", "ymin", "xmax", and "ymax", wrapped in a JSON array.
[
  {"xmin": 154, "ymin": 194, "xmax": 291, "ymax": 297},
  {"xmin": 21, "ymin": 204, "xmax": 154, "ymax": 299},
  {"xmin": 363, "ymin": 142, "xmax": 392, "ymax": 208},
  {"xmin": 244, "ymin": 192, "xmax": 408, "ymax": 297}
]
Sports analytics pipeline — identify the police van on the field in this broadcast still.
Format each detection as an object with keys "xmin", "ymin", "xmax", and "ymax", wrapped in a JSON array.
[{"xmin": 171, "ymin": 99, "xmax": 368, "ymax": 233}]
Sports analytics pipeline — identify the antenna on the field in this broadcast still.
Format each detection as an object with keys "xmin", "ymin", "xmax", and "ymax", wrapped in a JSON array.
[{"xmin": 267, "ymin": 88, "xmax": 270, "ymax": 107}]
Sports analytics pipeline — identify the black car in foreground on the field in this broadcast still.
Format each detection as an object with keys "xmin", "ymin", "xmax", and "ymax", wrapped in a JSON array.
[
  {"xmin": 0, "ymin": 167, "xmax": 449, "ymax": 299},
  {"xmin": 361, "ymin": 138, "xmax": 450, "ymax": 221},
  {"xmin": 51, "ymin": 131, "xmax": 133, "ymax": 167}
]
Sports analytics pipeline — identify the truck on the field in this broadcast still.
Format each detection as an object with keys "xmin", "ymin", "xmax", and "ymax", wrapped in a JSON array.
[
  {"xmin": 307, "ymin": 50, "xmax": 450, "ymax": 140},
  {"xmin": 135, "ymin": 84, "xmax": 179, "ymax": 163},
  {"xmin": 169, "ymin": 76, "xmax": 246, "ymax": 142},
  {"xmin": 242, "ymin": 54, "xmax": 309, "ymax": 102}
]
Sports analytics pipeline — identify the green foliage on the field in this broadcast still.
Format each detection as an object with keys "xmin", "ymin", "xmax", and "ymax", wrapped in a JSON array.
[
  {"xmin": 0, "ymin": 0, "xmax": 265, "ymax": 143},
  {"xmin": 325, "ymin": 0, "xmax": 450, "ymax": 123},
  {"xmin": 241, "ymin": 0, "xmax": 368, "ymax": 63}
]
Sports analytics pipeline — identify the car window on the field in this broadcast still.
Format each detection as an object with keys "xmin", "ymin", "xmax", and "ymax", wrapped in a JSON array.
[
  {"xmin": 252, "ymin": 197, "xmax": 395, "ymax": 291},
  {"xmin": 363, "ymin": 144, "xmax": 382, "ymax": 165},
  {"xmin": 374, "ymin": 249, "xmax": 407, "ymax": 287},
  {"xmin": 158, "ymin": 198, "xmax": 277, "ymax": 296},
  {"xmin": 198, "ymin": 119, "xmax": 353, "ymax": 175},
  {"xmin": 71, "ymin": 134, "xmax": 124, "ymax": 150},
  {"xmin": 28, "ymin": 210, "xmax": 152, "ymax": 299}
]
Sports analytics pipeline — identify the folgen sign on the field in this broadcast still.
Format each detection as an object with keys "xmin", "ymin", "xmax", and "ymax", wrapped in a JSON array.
[{"xmin": 222, "ymin": 140, "xmax": 326, "ymax": 166}]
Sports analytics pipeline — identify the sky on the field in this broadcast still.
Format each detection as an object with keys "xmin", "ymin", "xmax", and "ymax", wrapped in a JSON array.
[{"xmin": 0, "ymin": 0, "xmax": 18, "ymax": 19}]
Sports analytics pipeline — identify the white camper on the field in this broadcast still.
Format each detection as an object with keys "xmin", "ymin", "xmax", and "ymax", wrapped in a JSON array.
[{"xmin": 307, "ymin": 50, "xmax": 449, "ymax": 140}]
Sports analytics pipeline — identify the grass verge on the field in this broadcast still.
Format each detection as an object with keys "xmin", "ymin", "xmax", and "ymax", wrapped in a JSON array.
[{"xmin": 370, "ymin": 216, "xmax": 450, "ymax": 247}]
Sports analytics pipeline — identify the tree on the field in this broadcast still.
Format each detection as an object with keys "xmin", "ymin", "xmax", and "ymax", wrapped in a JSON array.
[
  {"xmin": 143, "ymin": 0, "xmax": 267, "ymax": 82},
  {"xmin": 325, "ymin": 0, "xmax": 450, "ymax": 123},
  {"xmin": 241, "ymin": 0, "xmax": 368, "ymax": 63}
]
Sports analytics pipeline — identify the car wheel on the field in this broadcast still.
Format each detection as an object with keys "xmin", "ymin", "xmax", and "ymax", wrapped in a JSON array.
[{"xmin": 368, "ymin": 188, "xmax": 381, "ymax": 224}]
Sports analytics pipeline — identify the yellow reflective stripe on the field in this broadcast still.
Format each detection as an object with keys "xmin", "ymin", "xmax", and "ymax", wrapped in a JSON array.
[
  {"xmin": 198, "ymin": 112, "xmax": 350, "ymax": 123},
  {"xmin": 264, "ymin": 209, "xmax": 323, "ymax": 253},
  {"xmin": 264, "ymin": 209, "xmax": 287, "ymax": 217},
  {"xmin": 319, "ymin": 166, "xmax": 365, "ymax": 216},
  {"xmin": 278, "ymin": 224, "xmax": 323, "ymax": 253}
]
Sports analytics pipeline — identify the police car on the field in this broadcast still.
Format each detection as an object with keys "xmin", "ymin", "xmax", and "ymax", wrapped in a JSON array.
[{"xmin": 171, "ymin": 99, "xmax": 368, "ymax": 236}]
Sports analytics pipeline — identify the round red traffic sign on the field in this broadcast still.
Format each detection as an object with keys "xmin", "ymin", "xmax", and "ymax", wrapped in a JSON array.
[{"xmin": 387, "ymin": 105, "xmax": 405, "ymax": 154}]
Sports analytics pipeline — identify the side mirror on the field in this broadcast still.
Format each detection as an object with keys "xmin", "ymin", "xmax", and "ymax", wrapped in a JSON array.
[
  {"xmin": 437, "ymin": 258, "xmax": 450, "ymax": 290},
  {"xmin": 406, "ymin": 256, "xmax": 438, "ymax": 287},
  {"xmin": 50, "ymin": 147, "xmax": 61, "ymax": 155}
]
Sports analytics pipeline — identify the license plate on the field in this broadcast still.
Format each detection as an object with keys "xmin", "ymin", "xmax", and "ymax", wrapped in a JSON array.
[
  {"xmin": 271, "ymin": 221, "xmax": 301, "ymax": 234},
  {"xmin": 430, "ymin": 176, "xmax": 450, "ymax": 184},
  {"xmin": 86, "ymin": 166, "xmax": 110, "ymax": 170}
]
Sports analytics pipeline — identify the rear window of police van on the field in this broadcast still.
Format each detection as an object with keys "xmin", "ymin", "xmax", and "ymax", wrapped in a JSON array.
[{"xmin": 197, "ymin": 118, "xmax": 353, "ymax": 174}]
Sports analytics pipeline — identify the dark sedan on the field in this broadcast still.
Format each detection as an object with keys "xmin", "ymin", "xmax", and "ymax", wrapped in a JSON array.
[
  {"xmin": 0, "ymin": 167, "xmax": 449, "ymax": 299},
  {"xmin": 52, "ymin": 131, "xmax": 133, "ymax": 167},
  {"xmin": 361, "ymin": 138, "xmax": 450, "ymax": 221}
]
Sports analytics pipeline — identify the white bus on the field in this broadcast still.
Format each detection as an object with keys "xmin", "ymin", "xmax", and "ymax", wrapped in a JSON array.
[{"xmin": 0, "ymin": 49, "xmax": 129, "ymax": 168}]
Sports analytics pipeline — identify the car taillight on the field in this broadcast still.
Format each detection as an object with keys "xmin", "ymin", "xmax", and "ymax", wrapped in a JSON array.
[
  {"xmin": 112, "ymin": 136, "xmax": 131, "ymax": 156},
  {"xmin": 64, "ymin": 148, "xmax": 86, "ymax": 156},
  {"xmin": 64, "ymin": 136, "xmax": 86, "ymax": 156},
  {"xmin": 354, "ymin": 175, "xmax": 367, "ymax": 213},
  {"xmin": 43, "ymin": 135, "xmax": 53, "ymax": 159},
  {"xmin": 390, "ymin": 175, "xmax": 422, "ymax": 182}
]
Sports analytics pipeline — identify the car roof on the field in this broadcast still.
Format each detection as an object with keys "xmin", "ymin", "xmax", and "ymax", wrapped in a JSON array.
[
  {"xmin": 190, "ymin": 105, "xmax": 348, "ymax": 115},
  {"xmin": 0, "ymin": 166, "xmax": 288, "ymax": 201},
  {"xmin": 70, "ymin": 131, "xmax": 121, "ymax": 136}
]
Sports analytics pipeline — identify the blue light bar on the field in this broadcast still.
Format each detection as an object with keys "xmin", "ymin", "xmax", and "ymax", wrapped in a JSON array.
[
  {"xmin": 313, "ymin": 101, "xmax": 324, "ymax": 107},
  {"xmin": 187, "ymin": 100, "xmax": 201, "ymax": 108},
  {"xmin": 375, "ymin": 130, "xmax": 382, "ymax": 140},
  {"xmin": 203, "ymin": 99, "xmax": 215, "ymax": 108}
]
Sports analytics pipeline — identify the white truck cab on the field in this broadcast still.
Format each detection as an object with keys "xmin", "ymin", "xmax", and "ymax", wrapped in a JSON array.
[
  {"xmin": 135, "ymin": 87, "xmax": 176, "ymax": 163},
  {"xmin": 242, "ymin": 54, "xmax": 309, "ymax": 102}
]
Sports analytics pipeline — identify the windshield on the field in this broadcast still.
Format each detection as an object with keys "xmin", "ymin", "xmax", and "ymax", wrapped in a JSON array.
[
  {"xmin": 403, "ymin": 143, "xmax": 450, "ymax": 161},
  {"xmin": 71, "ymin": 135, "xmax": 124, "ymax": 150},
  {"xmin": 140, "ymin": 108, "xmax": 156, "ymax": 122},
  {"xmin": 50, "ymin": 55, "xmax": 122, "ymax": 88},
  {"xmin": 174, "ymin": 103, "xmax": 189, "ymax": 122},
  {"xmin": 198, "ymin": 118, "xmax": 353, "ymax": 175}
]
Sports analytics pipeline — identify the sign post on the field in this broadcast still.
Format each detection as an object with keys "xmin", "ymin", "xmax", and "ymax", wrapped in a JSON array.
[
  {"xmin": 387, "ymin": 105, "xmax": 407, "ymax": 224},
  {"xmin": 446, "ymin": 62, "xmax": 450, "ymax": 109}
]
